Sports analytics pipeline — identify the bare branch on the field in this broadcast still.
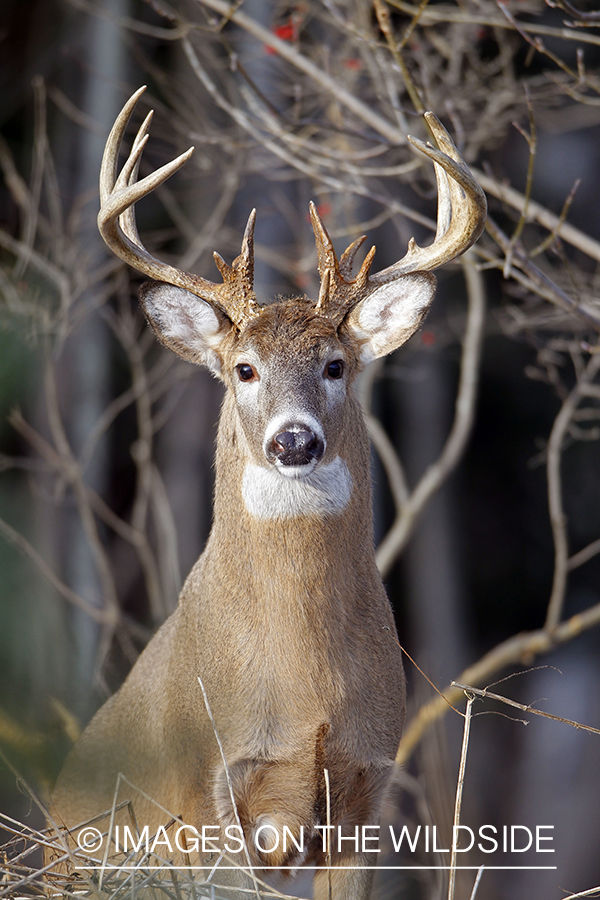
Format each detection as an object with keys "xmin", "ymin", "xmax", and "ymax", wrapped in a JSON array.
[
  {"xmin": 568, "ymin": 537, "xmax": 600, "ymax": 571},
  {"xmin": 387, "ymin": 0, "xmax": 600, "ymax": 49},
  {"xmin": 196, "ymin": 0, "xmax": 409, "ymax": 144},
  {"xmin": 452, "ymin": 682, "xmax": 600, "ymax": 736},
  {"xmin": 377, "ymin": 252, "xmax": 486, "ymax": 576},
  {"xmin": 545, "ymin": 351, "xmax": 600, "ymax": 631},
  {"xmin": 396, "ymin": 599, "xmax": 600, "ymax": 765},
  {"xmin": 0, "ymin": 515, "xmax": 110, "ymax": 625},
  {"xmin": 448, "ymin": 694, "xmax": 474, "ymax": 900},
  {"xmin": 486, "ymin": 216, "xmax": 600, "ymax": 332},
  {"xmin": 475, "ymin": 171, "xmax": 600, "ymax": 264}
]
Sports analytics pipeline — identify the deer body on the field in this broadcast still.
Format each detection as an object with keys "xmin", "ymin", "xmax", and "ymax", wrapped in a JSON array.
[
  {"xmin": 50, "ymin": 89, "xmax": 486, "ymax": 900},
  {"xmin": 52, "ymin": 301, "xmax": 405, "ymax": 898}
]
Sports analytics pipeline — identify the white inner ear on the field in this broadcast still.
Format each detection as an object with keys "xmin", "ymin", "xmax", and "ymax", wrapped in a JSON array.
[
  {"xmin": 142, "ymin": 284, "xmax": 225, "ymax": 373},
  {"xmin": 349, "ymin": 275, "xmax": 436, "ymax": 362}
]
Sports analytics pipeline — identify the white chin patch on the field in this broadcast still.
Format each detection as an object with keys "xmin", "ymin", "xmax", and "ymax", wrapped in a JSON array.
[{"xmin": 242, "ymin": 457, "xmax": 352, "ymax": 520}]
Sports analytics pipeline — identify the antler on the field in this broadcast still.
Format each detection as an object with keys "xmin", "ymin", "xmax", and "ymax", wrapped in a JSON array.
[
  {"xmin": 98, "ymin": 86, "xmax": 259, "ymax": 328},
  {"xmin": 311, "ymin": 112, "xmax": 487, "ymax": 325}
]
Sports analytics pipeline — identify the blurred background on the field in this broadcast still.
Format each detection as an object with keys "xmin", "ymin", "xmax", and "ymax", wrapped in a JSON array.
[{"xmin": 2, "ymin": 0, "xmax": 600, "ymax": 897}]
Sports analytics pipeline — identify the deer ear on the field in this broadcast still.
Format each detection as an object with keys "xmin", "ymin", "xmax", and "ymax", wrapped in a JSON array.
[
  {"xmin": 139, "ymin": 282, "xmax": 232, "ymax": 376},
  {"xmin": 345, "ymin": 272, "xmax": 437, "ymax": 363}
]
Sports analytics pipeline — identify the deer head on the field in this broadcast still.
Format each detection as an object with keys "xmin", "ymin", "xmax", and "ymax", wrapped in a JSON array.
[{"xmin": 98, "ymin": 88, "xmax": 485, "ymax": 497}]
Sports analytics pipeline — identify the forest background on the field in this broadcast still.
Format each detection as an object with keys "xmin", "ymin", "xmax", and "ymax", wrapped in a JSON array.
[{"xmin": 2, "ymin": 0, "xmax": 600, "ymax": 898}]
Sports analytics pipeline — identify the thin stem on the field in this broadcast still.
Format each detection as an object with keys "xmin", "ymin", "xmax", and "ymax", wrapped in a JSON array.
[
  {"xmin": 486, "ymin": 216, "xmax": 600, "ymax": 332},
  {"xmin": 396, "ymin": 599, "xmax": 600, "ymax": 766},
  {"xmin": 374, "ymin": 0, "xmax": 425, "ymax": 113},
  {"xmin": 448, "ymin": 694, "xmax": 474, "ymax": 900},
  {"xmin": 196, "ymin": 0, "xmax": 409, "ymax": 144},
  {"xmin": 545, "ymin": 352, "xmax": 600, "ymax": 631},
  {"xmin": 452, "ymin": 682, "xmax": 600, "ymax": 736}
]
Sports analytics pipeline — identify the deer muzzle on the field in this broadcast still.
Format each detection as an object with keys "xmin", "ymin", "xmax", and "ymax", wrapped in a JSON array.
[{"xmin": 267, "ymin": 425, "xmax": 325, "ymax": 471}]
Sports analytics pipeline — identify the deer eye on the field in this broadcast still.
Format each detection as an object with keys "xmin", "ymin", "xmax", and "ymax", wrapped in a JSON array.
[
  {"xmin": 236, "ymin": 363, "xmax": 257, "ymax": 382},
  {"xmin": 325, "ymin": 360, "xmax": 344, "ymax": 380}
]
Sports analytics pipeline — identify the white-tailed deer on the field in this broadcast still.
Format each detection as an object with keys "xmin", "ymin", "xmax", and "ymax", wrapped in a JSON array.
[{"xmin": 50, "ymin": 87, "xmax": 486, "ymax": 899}]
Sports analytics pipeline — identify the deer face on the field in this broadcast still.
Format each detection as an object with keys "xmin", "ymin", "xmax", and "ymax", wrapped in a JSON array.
[
  {"xmin": 139, "ymin": 269, "xmax": 436, "ymax": 480},
  {"xmin": 139, "ymin": 285, "xmax": 369, "ymax": 519},
  {"xmin": 227, "ymin": 300, "xmax": 358, "ymax": 478}
]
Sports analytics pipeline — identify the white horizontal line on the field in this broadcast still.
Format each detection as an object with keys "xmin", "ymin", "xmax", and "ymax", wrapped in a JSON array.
[{"xmin": 75, "ymin": 865, "xmax": 558, "ymax": 871}]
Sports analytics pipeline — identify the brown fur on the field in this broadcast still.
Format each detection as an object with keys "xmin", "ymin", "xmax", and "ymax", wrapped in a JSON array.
[{"xmin": 49, "ymin": 297, "xmax": 407, "ymax": 900}]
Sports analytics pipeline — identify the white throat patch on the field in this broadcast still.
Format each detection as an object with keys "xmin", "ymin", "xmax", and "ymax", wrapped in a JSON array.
[{"xmin": 242, "ymin": 456, "xmax": 352, "ymax": 520}]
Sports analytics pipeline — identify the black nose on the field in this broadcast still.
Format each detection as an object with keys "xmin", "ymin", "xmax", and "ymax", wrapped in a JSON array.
[{"xmin": 269, "ymin": 428, "xmax": 324, "ymax": 467}]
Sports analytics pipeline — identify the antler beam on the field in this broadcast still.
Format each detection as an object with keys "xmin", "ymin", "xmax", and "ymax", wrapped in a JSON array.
[
  {"xmin": 371, "ymin": 113, "xmax": 487, "ymax": 281},
  {"xmin": 98, "ymin": 86, "xmax": 259, "ymax": 328},
  {"xmin": 311, "ymin": 113, "xmax": 487, "ymax": 324}
]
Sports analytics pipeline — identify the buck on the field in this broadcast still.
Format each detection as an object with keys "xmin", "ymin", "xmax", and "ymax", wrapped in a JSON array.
[{"xmin": 50, "ymin": 87, "xmax": 486, "ymax": 899}]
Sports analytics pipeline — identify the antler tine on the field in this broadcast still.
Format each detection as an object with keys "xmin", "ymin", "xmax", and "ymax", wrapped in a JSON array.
[
  {"xmin": 237, "ymin": 207, "xmax": 257, "ymax": 280},
  {"xmin": 113, "ymin": 110, "xmax": 153, "ymax": 249},
  {"xmin": 99, "ymin": 87, "xmax": 145, "ymax": 204},
  {"xmin": 98, "ymin": 87, "xmax": 260, "ymax": 326},
  {"xmin": 212, "ymin": 209, "xmax": 259, "ymax": 322},
  {"xmin": 309, "ymin": 201, "xmax": 338, "ymax": 282},
  {"xmin": 213, "ymin": 209, "xmax": 257, "ymax": 290},
  {"xmin": 339, "ymin": 235, "xmax": 367, "ymax": 280},
  {"xmin": 369, "ymin": 113, "xmax": 487, "ymax": 284},
  {"xmin": 309, "ymin": 202, "xmax": 376, "ymax": 324}
]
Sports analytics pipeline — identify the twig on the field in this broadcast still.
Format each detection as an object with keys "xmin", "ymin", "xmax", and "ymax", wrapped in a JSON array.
[
  {"xmin": 43, "ymin": 357, "xmax": 121, "ymax": 668},
  {"xmin": 452, "ymin": 682, "xmax": 600, "ymax": 736},
  {"xmin": 503, "ymin": 90, "xmax": 536, "ymax": 278},
  {"xmin": 13, "ymin": 77, "xmax": 46, "ymax": 280},
  {"xmin": 497, "ymin": 1, "xmax": 580, "ymax": 80},
  {"xmin": 192, "ymin": 2, "xmax": 600, "ymax": 272},
  {"xmin": 545, "ymin": 352, "xmax": 600, "ymax": 631},
  {"xmin": 0, "ymin": 229, "xmax": 71, "ymax": 308},
  {"xmin": 196, "ymin": 0, "xmax": 408, "ymax": 144},
  {"xmin": 530, "ymin": 179, "xmax": 581, "ymax": 258},
  {"xmin": 114, "ymin": 305, "xmax": 169, "ymax": 624},
  {"xmin": 374, "ymin": 0, "xmax": 425, "ymax": 114},
  {"xmin": 547, "ymin": 0, "xmax": 600, "ymax": 21},
  {"xmin": 468, "ymin": 866, "xmax": 485, "ymax": 900},
  {"xmin": 0, "ymin": 514, "xmax": 109, "ymax": 624},
  {"xmin": 399, "ymin": 0, "xmax": 431, "ymax": 50},
  {"xmin": 568, "ymin": 537, "xmax": 600, "ymax": 571},
  {"xmin": 559, "ymin": 886, "xmax": 600, "ymax": 900},
  {"xmin": 65, "ymin": 0, "xmax": 192, "ymax": 40},
  {"xmin": 183, "ymin": 39, "xmax": 435, "ymax": 232},
  {"xmin": 475, "ymin": 171, "xmax": 600, "ymax": 264},
  {"xmin": 366, "ymin": 413, "xmax": 410, "ymax": 509},
  {"xmin": 396, "ymin": 598, "xmax": 600, "ymax": 765},
  {"xmin": 486, "ymin": 216, "xmax": 600, "ymax": 332},
  {"xmin": 448, "ymin": 693, "xmax": 474, "ymax": 900},
  {"xmin": 386, "ymin": 0, "xmax": 600, "ymax": 49}
]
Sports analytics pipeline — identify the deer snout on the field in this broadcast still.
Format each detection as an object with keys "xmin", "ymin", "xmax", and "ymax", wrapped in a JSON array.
[{"xmin": 267, "ymin": 426, "xmax": 325, "ymax": 469}]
